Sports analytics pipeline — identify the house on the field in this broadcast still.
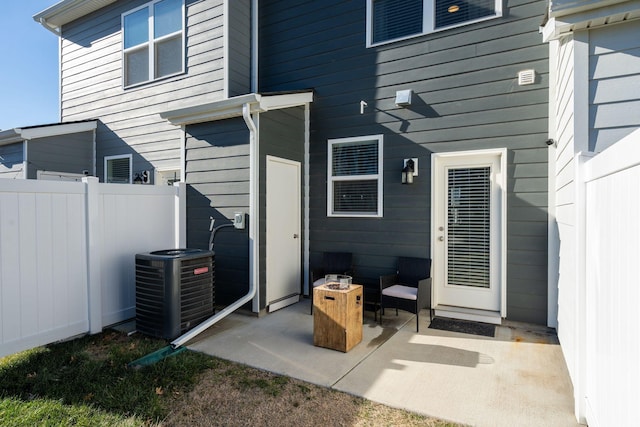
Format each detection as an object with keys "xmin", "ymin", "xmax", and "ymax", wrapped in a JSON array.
[
  {"xmin": 0, "ymin": 120, "xmax": 96, "ymax": 180},
  {"xmin": 542, "ymin": 0, "xmax": 640, "ymax": 424},
  {"xmin": 33, "ymin": 0, "xmax": 550, "ymax": 322}
]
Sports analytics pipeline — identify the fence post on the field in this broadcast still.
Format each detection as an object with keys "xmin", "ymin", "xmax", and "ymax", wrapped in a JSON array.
[
  {"xmin": 83, "ymin": 177, "xmax": 103, "ymax": 334},
  {"xmin": 174, "ymin": 182, "xmax": 187, "ymax": 248}
]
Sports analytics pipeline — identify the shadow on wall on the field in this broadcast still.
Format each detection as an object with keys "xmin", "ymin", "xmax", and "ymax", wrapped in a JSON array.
[{"xmin": 186, "ymin": 186, "xmax": 250, "ymax": 308}]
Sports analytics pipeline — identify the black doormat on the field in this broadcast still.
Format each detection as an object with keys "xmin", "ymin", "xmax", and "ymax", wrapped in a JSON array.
[{"xmin": 428, "ymin": 317, "xmax": 496, "ymax": 337}]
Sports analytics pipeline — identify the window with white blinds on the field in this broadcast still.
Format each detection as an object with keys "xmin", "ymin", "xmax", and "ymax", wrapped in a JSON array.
[
  {"xmin": 105, "ymin": 154, "xmax": 132, "ymax": 184},
  {"xmin": 367, "ymin": 0, "xmax": 500, "ymax": 46},
  {"xmin": 328, "ymin": 135, "xmax": 383, "ymax": 217},
  {"xmin": 446, "ymin": 166, "xmax": 491, "ymax": 288}
]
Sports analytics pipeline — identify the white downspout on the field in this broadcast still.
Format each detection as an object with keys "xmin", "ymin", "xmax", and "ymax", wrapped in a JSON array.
[
  {"xmin": 251, "ymin": 0, "xmax": 258, "ymax": 93},
  {"xmin": 171, "ymin": 102, "xmax": 258, "ymax": 348}
]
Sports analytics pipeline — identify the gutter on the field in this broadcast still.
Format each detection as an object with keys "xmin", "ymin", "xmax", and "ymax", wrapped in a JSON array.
[{"xmin": 169, "ymin": 102, "xmax": 259, "ymax": 348}]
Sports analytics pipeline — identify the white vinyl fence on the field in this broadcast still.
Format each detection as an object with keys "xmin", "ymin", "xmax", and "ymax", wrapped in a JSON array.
[
  {"xmin": 579, "ymin": 130, "xmax": 640, "ymax": 426},
  {"xmin": 0, "ymin": 177, "xmax": 185, "ymax": 358}
]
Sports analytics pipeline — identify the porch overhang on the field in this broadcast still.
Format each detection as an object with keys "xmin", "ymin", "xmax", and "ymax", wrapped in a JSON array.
[
  {"xmin": 0, "ymin": 120, "xmax": 98, "ymax": 147},
  {"xmin": 33, "ymin": 0, "xmax": 118, "ymax": 34},
  {"xmin": 160, "ymin": 91, "xmax": 314, "ymax": 126},
  {"xmin": 541, "ymin": 0, "xmax": 640, "ymax": 42}
]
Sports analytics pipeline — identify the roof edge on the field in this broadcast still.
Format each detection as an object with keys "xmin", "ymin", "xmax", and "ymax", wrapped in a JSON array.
[{"xmin": 33, "ymin": 0, "xmax": 118, "ymax": 31}]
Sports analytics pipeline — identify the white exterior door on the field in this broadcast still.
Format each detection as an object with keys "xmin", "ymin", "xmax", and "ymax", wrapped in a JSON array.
[
  {"xmin": 266, "ymin": 156, "xmax": 301, "ymax": 312},
  {"xmin": 432, "ymin": 150, "xmax": 506, "ymax": 319}
]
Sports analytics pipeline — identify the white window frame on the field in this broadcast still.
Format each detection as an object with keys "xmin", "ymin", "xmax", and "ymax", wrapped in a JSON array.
[
  {"xmin": 327, "ymin": 135, "xmax": 384, "ymax": 218},
  {"xmin": 121, "ymin": 0, "xmax": 185, "ymax": 88},
  {"xmin": 104, "ymin": 154, "xmax": 133, "ymax": 184},
  {"xmin": 366, "ymin": 0, "xmax": 502, "ymax": 47}
]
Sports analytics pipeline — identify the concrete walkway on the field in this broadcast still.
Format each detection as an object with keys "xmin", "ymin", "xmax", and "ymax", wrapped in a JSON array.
[{"xmin": 187, "ymin": 301, "xmax": 579, "ymax": 427}]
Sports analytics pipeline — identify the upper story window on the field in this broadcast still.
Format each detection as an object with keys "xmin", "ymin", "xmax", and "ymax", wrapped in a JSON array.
[
  {"xmin": 122, "ymin": 0, "xmax": 184, "ymax": 87},
  {"xmin": 367, "ymin": 0, "xmax": 501, "ymax": 46},
  {"xmin": 327, "ymin": 135, "xmax": 383, "ymax": 217}
]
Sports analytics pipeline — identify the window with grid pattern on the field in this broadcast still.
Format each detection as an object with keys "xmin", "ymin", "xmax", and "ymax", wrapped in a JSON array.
[{"xmin": 123, "ymin": 0, "xmax": 184, "ymax": 87}]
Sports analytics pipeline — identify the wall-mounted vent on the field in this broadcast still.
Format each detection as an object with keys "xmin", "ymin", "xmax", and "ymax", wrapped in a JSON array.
[{"xmin": 518, "ymin": 69, "xmax": 536, "ymax": 86}]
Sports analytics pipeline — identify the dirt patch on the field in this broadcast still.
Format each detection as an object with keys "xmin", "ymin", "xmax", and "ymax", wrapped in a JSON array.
[{"xmin": 162, "ymin": 362, "xmax": 455, "ymax": 427}]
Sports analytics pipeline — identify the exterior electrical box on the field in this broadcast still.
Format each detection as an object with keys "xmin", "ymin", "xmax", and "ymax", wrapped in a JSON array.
[{"xmin": 135, "ymin": 248, "xmax": 215, "ymax": 340}]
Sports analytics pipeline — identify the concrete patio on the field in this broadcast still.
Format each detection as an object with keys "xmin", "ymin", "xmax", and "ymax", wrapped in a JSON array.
[{"xmin": 186, "ymin": 300, "xmax": 579, "ymax": 427}]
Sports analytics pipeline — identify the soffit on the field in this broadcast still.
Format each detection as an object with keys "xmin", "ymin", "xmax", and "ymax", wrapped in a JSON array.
[
  {"xmin": 33, "ymin": 0, "xmax": 118, "ymax": 31},
  {"xmin": 543, "ymin": 0, "xmax": 640, "ymax": 41}
]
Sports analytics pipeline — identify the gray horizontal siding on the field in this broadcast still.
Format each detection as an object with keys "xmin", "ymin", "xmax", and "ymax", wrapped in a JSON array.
[
  {"xmin": 589, "ymin": 20, "xmax": 640, "ymax": 151},
  {"xmin": 185, "ymin": 118, "xmax": 250, "ymax": 306},
  {"xmin": 228, "ymin": 0, "xmax": 252, "ymax": 96},
  {"xmin": 0, "ymin": 143, "xmax": 24, "ymax": 179},
  {"xmin": 26, "ymin": 132, "xmax": 94, "ymax": 179},
  {"xmin": 260, "ymin": 0, "xmax": 549, "ymax": 323},
  {"xmin": 59, "ymin": 0, "xmax": 234, "ymax": 181}
]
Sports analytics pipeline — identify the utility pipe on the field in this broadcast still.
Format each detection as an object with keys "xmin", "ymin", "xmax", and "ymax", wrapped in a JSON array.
[{"xmin": 171, "ymin": 103, "xmax": 258, "ymax": 348}]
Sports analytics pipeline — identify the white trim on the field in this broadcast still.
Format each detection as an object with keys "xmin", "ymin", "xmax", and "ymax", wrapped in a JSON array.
[
  {"xmin": 366, "ymin": 0, "xmax": 502, "ymax": 47},
  {"xmin": 431, "ymin": 148, "xmax": 507, "ymax": 318},
  {"xmin": 547, "ymin": 38, "xmax": 559, "ymax": 329},
  {"xmin": 20, "ymin": 121, "xmax": 98, "ymax": 140},
  {"xmin": 304, "ymin": 103, "xmax": 311, "ymax": 295},
  {"xmin": 327, "ymin": 134, "xmax": 384, "ymax": 218},
  {"xmin": 161, "ymin": 91, "xmax": 314, "ymax": 126},
  {"xmin": 104, "ymin": 154, "xmax": 133, "ymax": 184},
  {"xmin": 542, "ymin": 1, "xmax": 640, "ymax": 42}
]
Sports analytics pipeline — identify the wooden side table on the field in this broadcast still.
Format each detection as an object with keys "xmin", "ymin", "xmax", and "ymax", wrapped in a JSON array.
[{"xmin": 313, "ymin": 284, "xmax": 363, "ymax": 352}]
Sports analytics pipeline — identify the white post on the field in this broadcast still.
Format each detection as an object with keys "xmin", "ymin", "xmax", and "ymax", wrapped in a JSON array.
[
  {"xmin": 174, "ymin": 182, "xmax": 187, "ymax": 248},
  {"xmin": 83, "ymin": 177, "xmax": 103, "ymax": 334}
]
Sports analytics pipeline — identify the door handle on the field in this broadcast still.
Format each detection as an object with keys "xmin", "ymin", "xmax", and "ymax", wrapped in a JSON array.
[
  {"xmin": 438, "ymin": 236, "xmax": 444, "ymax": 242},
  {"xmin": 293, "ymin": 234, "xmax": 299, "ymax": 239}
]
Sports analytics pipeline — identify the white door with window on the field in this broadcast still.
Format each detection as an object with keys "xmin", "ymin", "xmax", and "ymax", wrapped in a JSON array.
[
  {"xmin": 432, "ymin": 150, "xmax": 505, "ymax": 321},
  {"xmin": 266, "ymin": 156, "xmax": 301, "ymax": 312}
]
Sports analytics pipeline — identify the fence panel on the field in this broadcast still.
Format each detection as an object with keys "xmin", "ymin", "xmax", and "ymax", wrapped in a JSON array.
[
  {"xmin": 98, "ymin": 183, "xmax": 182, "ymax": 326},
  {"xmin": 0, "ymin": 179, "xmax": 184, "ymax": 358},
  {"xmin": 0, "ymin": 180, "xmax": 89, "ymax": 358},
  {"xmin": 584, "ymin": 129, "xmax": 640, "ymax": 427}
]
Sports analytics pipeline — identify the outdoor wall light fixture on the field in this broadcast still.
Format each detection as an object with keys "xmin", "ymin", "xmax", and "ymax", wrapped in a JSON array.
[{"xmin": 402, "ymin": 158, "xmax": 418, "ymax": 184}]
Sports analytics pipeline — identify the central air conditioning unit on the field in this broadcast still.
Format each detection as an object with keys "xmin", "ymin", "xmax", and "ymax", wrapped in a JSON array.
[{"xmin": 135, "ymin": 248, "xmax": 215, "ymax": 340}]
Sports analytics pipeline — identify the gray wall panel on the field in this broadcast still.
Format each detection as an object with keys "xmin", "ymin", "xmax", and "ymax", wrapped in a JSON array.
[
  {"xmin": 27, "ymin": 132, "xmax": 94, "ymax": 179},
  {"xmin": 185, "ymin": 118, "xmax": 250, "ymax": 306},
  {"xmin": 60, "ymin": 0, "xmax": 234, "ymax": 182},
  {"xmin": 589, "ymin": 20, "xmax": 640, "ymax": 151},
  {"xmin": 260, "ymin": 0, "xmax": 549, "ymax": 323}
]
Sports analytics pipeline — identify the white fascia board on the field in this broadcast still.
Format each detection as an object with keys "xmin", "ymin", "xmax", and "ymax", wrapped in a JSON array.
[
  {"xmin": 549, "ymin": 0, "xmax": 630, "ymax": 18},
  {"xmin": 0, "ymin": 129, "xmax": 23, "ymax": 146},
  {"xmin": 161, "ymin": 94, "xmax": 262, "ymax": 126},
  {"xmin": 260, "ymin": 91, "xmax": 314, "ymax": 111},
  {"xmin": 161, "ymin": 91, "xmax": 315, "ymax": 126},
  {"xmin": 33, "ymin": 0, "xmax": 118, "ymax": 31},
  {"xmin": 543, "ymin": 0, "xmax": 640, "ymax": 41},
  {"xmin": 20, "ymin": 121, "xmax": 98, "ymax": 140}
]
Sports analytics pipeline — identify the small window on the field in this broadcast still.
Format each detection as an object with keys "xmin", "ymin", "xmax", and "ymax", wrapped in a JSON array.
[
  {"xmin": 327, "ymin": 135, "xmax": 383, "ymax": 217},
  {"xmin": 367, "ymin": 0, "xmax": 501, "ymax": 46},
  {"xmin": 122, "ymin": 0, "xmax": 184, "ymax": 87},
  {"xmin": 105, "ymin": 155, "xmax": 132, "ymax": 184}
]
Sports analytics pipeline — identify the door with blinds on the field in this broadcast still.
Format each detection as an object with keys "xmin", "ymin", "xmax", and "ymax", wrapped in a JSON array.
[{"xmin": 432, "ymin": 150, "xmax": 505, "ymax": 314}]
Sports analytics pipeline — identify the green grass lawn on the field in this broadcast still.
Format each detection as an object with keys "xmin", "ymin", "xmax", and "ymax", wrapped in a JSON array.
[{"xmin": 0, "ymin": 331, "xmax": 215, "ymax": 426}]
